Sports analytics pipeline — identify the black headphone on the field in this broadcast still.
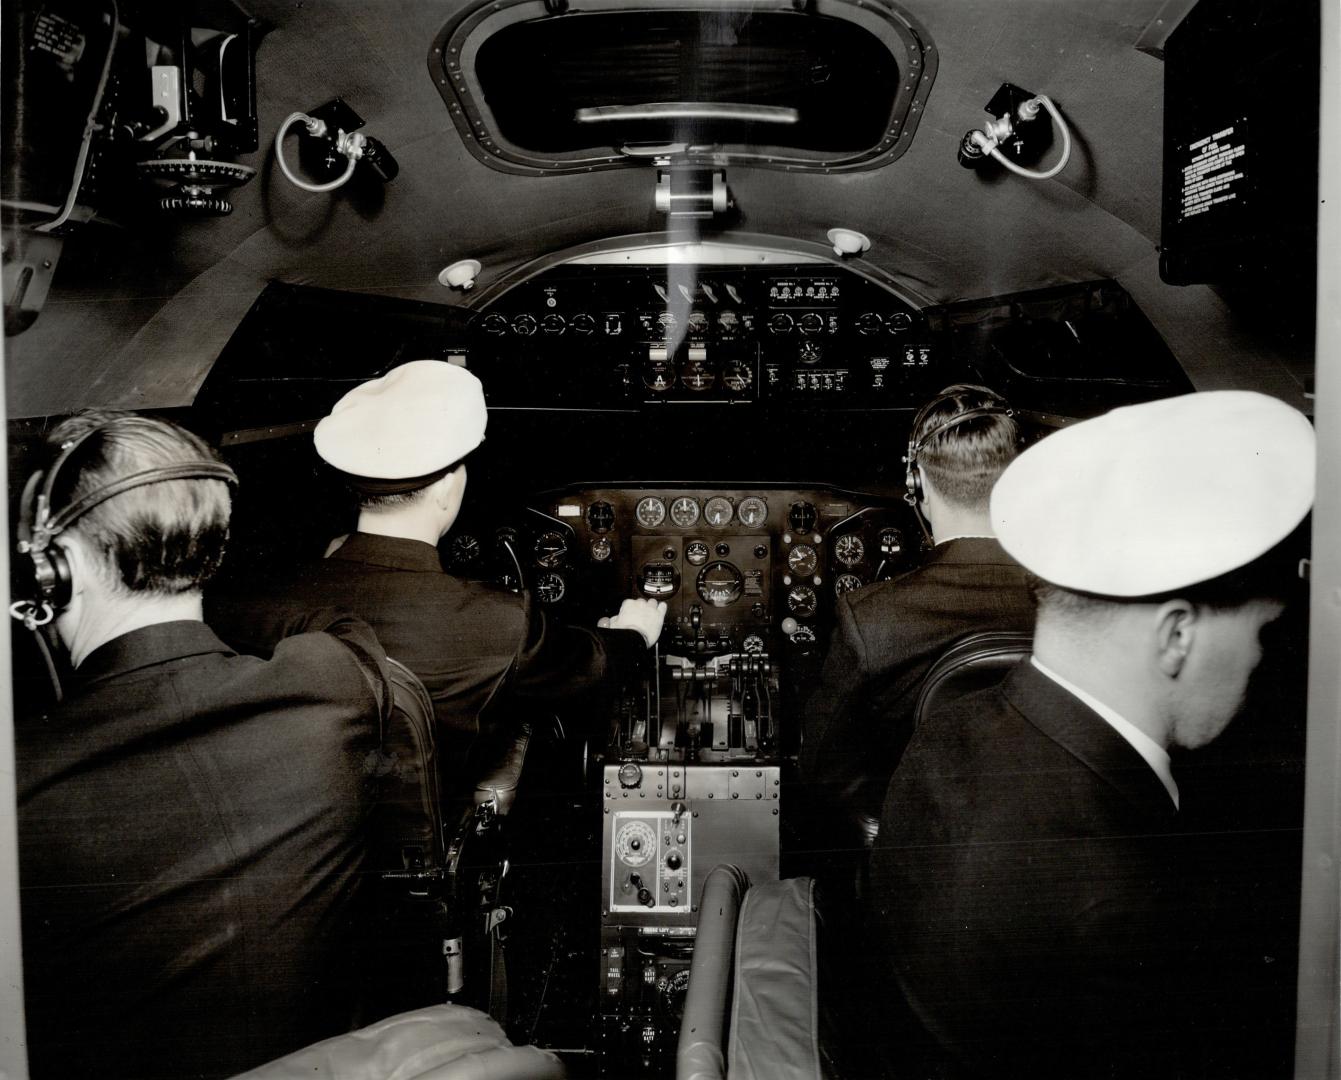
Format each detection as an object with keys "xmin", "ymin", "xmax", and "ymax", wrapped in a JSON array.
[
  {"xmin": 903, "ymin": 383, "xmax": 1014, "ymax": 508},
  {"xmin": 12, "ymin": 421, "xmax": 238, "ymax": 628}
]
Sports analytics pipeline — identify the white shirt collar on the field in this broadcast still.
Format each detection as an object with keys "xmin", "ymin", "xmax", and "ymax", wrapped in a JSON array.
[{"xmin": 1030, "ymin": 656, "xmax": 1180, "ymax": 810}]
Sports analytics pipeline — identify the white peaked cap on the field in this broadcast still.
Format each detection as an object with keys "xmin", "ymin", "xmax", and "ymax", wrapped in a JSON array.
[
  {"xmin": 991, "ymin": 391, "xmax": 1315, "ymax": 597},
  {"xmin": 314, "ymin": 361, "xmax": 488, "ymax": 482}
]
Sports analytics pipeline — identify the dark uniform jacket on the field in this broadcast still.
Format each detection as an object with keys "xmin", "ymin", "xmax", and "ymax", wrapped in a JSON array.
[
  {"xmin": 868, "ymin": 660, "xmax": 1232, "ymax": 1079},
  {"xmin": 17, "ymin": 616, "xmax": 390, "ymax": 1080},
  {"xmin": 801, "ymin": 537, "xmax": 1034, "ymax": 818},
  {"xmin": 209, "ymin": 532, "xmax": 646, "ymax": 788}
]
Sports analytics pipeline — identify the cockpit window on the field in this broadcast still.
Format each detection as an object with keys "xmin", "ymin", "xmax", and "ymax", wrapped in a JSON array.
[{"xmin": 430, "ymin": 1, "xmax": 937, "ymax": 175}]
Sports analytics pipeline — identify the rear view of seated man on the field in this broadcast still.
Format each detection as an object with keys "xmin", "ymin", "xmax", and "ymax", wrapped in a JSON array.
[
  {"xmin": 871, "ymin": 391, "xmax": 1315, "ymax": 1078},
  {"xmin": 14, "ymin": 412, "xmax": 393, "ymax": 1080},
  {"xmin": 211, "ymin": 360, "xmax": 665, "ymax": 794},
  {"xmin": 801, "ymin": 383, "xmax": 1034, "ymax": 829}
]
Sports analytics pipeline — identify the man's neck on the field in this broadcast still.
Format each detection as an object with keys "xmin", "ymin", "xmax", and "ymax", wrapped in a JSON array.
[
  {"xmin": 356, "ymin": 510, "xmax": 443, "ymax": 548},
  {"xmin": 67, "ymin": 592, "xmax": 205, "ymax": 668},
  {"xmin": 1032, "ymin": 627, "xmax": 1169, "ymax": 749},
  {"xmin": 928, "ymin": 507, "xmax": 993, "ymax": 545}
]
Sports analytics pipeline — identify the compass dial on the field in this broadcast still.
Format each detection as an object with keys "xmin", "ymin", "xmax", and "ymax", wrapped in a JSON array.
[
  {"xmin": 635, "ymin": 497, "xmax": 666, "ymax": 528},
  {"xmin": 669, "ymin": 497, "xmax": 700, "ymax": 528},
  {"xmin": 788, "ymin": 544, "xmax": 818, "ymax": 576},
  {"xmin": 835, "ymin": 573, "xmax": 863, "ymax": 596},
  {"xmin": 615, "ymin": 820, "xmax": 656, "ymax": 868},
  {"xmin": 834, "ymin": 534, "xmax": 865, "ymax": 567},
  {"xmin": 703, "ymin": 496, "xmax": 733, "ymax": 527},
  {"xmin": 535, "ymin": 571, "xmax": 566, "ymax": 604},
  {"xmin": 737, "ymin": 496, "xmax": 767, "ymax": 528}
]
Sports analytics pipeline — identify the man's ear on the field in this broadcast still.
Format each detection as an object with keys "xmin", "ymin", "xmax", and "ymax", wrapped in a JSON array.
[{"xmin": 1154, "ymin": 599, "xmax": 1197, "ymax": 677}]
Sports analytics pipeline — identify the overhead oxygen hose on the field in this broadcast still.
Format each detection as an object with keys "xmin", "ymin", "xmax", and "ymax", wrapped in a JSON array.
[
  {"xmin": 274, "ymin": 111, "xmax": 360, "ymax": 193},
  {"xmin": 967, "ymin": 95, "xmax": 1073, "ymax": 181}
]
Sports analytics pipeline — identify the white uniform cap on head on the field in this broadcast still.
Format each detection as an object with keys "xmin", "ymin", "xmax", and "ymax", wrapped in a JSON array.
[
  {"xmin": 313, "ymin": 360, "xmax": 488, "ymax": 481},
  {"xmin": 991, "ymin": 390, "xmax": 1315, "ymax": 597}
]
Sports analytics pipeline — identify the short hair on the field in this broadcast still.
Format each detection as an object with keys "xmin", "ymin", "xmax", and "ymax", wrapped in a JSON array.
[
  {"xmin": 350, "ymin": 457, "xmax": 467, "ymax": 513},
  {"xmin": 357, "ymin": 487, "xmax": 431, "ymax": 513},
  {"xmin": 44, "ymin": 411, "xmax": 233, "ymax": 595},
  {"xmin": 912, "ymin": 384, "xmax": 1021, "ymax": 510}
]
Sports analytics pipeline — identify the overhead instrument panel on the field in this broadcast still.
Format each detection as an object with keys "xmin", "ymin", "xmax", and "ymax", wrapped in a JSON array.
[{"xmin": 467, "ymin": 265, "xmax": 942, "ymax": 409}]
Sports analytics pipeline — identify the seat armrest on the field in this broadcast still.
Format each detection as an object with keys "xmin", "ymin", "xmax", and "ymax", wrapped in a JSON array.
[
  {"xmin": 676, "ymin": 864, "xmax": 750, "ymax": 1080},
  {"xmin": 473, "ymin": 722, "xmax": 532, "ymax": 817}
]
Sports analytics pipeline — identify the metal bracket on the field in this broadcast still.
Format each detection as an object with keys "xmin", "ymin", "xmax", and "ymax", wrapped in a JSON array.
[{"xmin": 655, "ymin": 169, "xmax": 732, "ymax": 220}]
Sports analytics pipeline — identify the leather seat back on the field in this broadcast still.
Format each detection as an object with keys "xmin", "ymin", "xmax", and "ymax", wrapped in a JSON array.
[
  {"xmin": 377, "ymin": 657, "xmax": 445, "ymax": 878},
  {"xmin": 913, "ymin": 630, "xmax": 1033, "ymax": 730}
]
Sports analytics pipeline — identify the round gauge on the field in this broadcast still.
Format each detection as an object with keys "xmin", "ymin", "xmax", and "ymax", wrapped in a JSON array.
[
  {"xmin": 670, "ymin": 496, "xmax": 700, "ymax": 528},
  {"xmin": 834, "ymin": 534, "xmax": 866, "ymax": 567},
  {"xmin": 511, "ymin": 313, "xmax": 537, "ymax": 336},
  {"xmin": 685, "ymin": 540, "xmax": 710, "ymax": 566},
  {"xmin": 540, "ymin": 313, "xmax": 566, "ymax": 335},
  {"xmin": 495, "ymin": 525, "xmax": 519, "ymax": 550},
  {"xmin": 787, "ymin": 585, "xmax": 818, "ymax": 618},
  {"xmin": 570, "ymin": 312, "xmax": 596, "ymax": 334},
  {"xmin": 687, "ymin": 311, "xmax": 709, "ymax": 335},
  {"xmin": 788, "ymin": 544, "xmax": 818, "ymax": 576},
  {"xmin": 643, "ymin": 357, "xmax": 675, "ymax": 392},
  {"xmin": 703, "ymin": 496, "xmax": 734, "ymax": 527},
  {"xmin": 887, "ymin": 311, "xmax": 914, "ymax": 333},
  {"xmin": 590, "ymin": 537, "xmax": 612, "ymax": 562},
  {"xmin": 798, "ymin": 312, "xmax": 824, "ymax": 335},
  {"xmin": 798, "ymin": 341, "xmax": 823, "ymax": 365},
  {"xmin": 767, "ymin": 312, "xmax": 794, "ymax": 335},
  {"xmin": 788, "ymin": 501, "xmax": 818, "ymax": 534},
  {"xmin": 615, "ymin": 820, "xmax": 657, "ymax": 868},
  {"xmin": 697, "ymin": 561, "xmax": 745, "ymax": 607},
  {"xmin": 445, "ymin": 533, "xmax": 481, "ymax": 569},
  {"xmin": 635, "ymin": 497, "xmax": 667, "ymax": 528},
  {"xmin": 586, "ymin": 500, "xmax": 615, "ymax": 534},
  {"xmin": 835, "ymin": 573, "xmax": 864, "ymax": 596},
  {"xmin": 742, "ymin": 634, "xmax": 765, "ymax": 654},
  {"xmin": 790, "ymin": 624, "xmax": 817, "ymax": 644},
  {"xmin": 878, "ymin": 527, "xmax": 905, "ymax": 558},
  {"xmin": 534, "ymin": 530, "xmax": 568, "ymax": 568},
  {"xmin": 535, "ymin": 571, "xmax": 566, "ymax": 604},
  {"xmin": 679, "ymin": 357, "xmax": 716, "ymax": 392},
  {"xmin": 722, "ymin": 360, "xmax": 753, "ymax": 393},
  {"xmin": 717, "ymin": 310, "xmax": 740, "ymax": 334},
  {"xmin": 481, "ymin": 313, "xmax": 509, "ymax": 335},
  {"xmin": 656, "ymin": 311, "xmax": 677, "ymax": 338},
  {"xmin": 737, "ymin": 496, "xmax": 768, "ymax": 529},
  {"xmin": 855, "ymin": 312, "xmax": 883, "ymax": 336}
]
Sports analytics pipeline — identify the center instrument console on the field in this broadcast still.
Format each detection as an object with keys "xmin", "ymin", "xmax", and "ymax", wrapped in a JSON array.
[{"xmin": 444, "ymin": 483, "xmax": 916, "ymax": 1071}]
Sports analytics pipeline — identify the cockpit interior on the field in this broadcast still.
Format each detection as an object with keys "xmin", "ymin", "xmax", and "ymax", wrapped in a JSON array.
[{"xmin": 2, "ymin": 0, "xmax": 1338, "ymax": 1077}]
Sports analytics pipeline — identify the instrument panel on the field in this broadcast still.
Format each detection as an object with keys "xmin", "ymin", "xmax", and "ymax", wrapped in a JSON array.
[
  {"xmin": 443, "ymin": 486, "xmax": 917, "ymax": 652},
  {"xmin": 468, "ymin": 265, "xmax": 942, "ymax": 408}
]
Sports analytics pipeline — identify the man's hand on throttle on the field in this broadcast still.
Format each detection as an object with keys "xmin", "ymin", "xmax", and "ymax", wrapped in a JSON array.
[{"xmin": 598, "ymin": 597, "xmax": 668, "ymax": 648}]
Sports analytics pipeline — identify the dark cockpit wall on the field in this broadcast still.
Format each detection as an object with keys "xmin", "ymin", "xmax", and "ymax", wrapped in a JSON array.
[{"xmin": 1, "ymin": 0, "xmax": 1339, "ymax": 1076}]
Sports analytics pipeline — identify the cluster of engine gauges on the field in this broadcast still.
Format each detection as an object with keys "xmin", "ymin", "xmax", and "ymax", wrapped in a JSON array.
[
  {"xmin": 468, "ymin": 265, "xmax": 941, "ymax": 407},
  {"xmin": 442, "ymin": 489, "xmax": 916, "ymax": 673}
]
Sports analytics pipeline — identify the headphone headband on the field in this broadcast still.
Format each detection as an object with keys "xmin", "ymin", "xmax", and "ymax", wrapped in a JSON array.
[
  {"xmin": 904, "ymin": 385, "xmax": 1014, "ymax": 525},
  {"xmin": 12, "ymin": 418, "xmax": 238, "ymax": 628}
]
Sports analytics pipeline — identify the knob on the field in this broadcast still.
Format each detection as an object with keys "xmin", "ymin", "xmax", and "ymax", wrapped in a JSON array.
[
  {"xmin": 638, "ymin": 888, "xmax": 654, "ymax": 907},
  {"xmin": 690, "ymin": 604, "xmax": 702, "ymax": 631},
  {"xmin": 667, "ymin": 852, "xmax": 682, "ymax": 870},
  {"xmin": 671, "ymin": 800, "xmax": 687, "ymax": 823},
  {"xmin": 619, "ymin": 762, "xmax": 643, "ymax": 789},
  {"xmin": 781, "ymin": 616, "xmax": 799, "ymax": 635}
]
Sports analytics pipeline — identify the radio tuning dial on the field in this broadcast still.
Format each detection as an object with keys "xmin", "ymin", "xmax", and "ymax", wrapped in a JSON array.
[{"xmin": 619, "ymin": 762, "xmax": 643, "ymax": 789}]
